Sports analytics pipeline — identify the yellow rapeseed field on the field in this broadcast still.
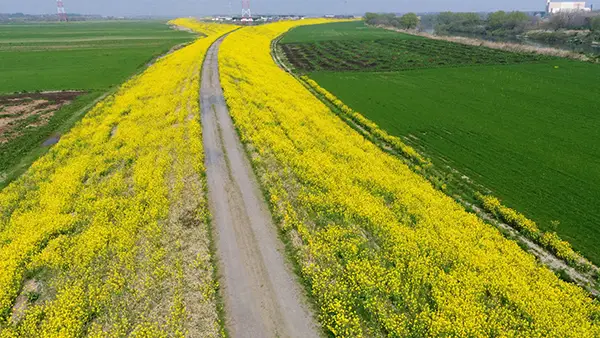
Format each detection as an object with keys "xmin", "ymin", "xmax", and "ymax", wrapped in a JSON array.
[
  {"xmin": 170, "ymin": 18, "xmax": 236, "ymax": 37},
  {"xmin": 219, "ymin": 21, "xmax": 600, "ymax": 337},
  {"xmin": 0, "ymin": 22, "xmax": 236, "ymax": 336}
]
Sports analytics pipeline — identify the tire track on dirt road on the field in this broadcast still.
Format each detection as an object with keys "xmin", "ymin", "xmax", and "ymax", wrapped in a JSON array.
[{"xmin": 200, "ymin": 36, "xmax": 320, "ymax": 338}]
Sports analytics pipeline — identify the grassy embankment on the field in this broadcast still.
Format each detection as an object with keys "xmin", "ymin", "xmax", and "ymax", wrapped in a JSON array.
[
  {"xmin": 0, "ymin": 21, "xmax": 195, "ymax": 188},
  {"xmin": 281, "ymin": 21, "xmax": 600, "ymax": 266}
]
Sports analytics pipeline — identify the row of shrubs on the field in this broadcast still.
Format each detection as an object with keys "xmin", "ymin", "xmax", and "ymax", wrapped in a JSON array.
[{"xmin": 476, "ymin": 193, "xmax": 590, "ymax": 270}]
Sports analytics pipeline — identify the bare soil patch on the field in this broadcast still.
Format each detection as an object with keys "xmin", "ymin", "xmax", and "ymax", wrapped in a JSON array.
[
  {"xmin": 11, "ymin": 279, "xmax": 41, "ymax": 323},
  {"xmin": 0, "ymin": 91, "xmax": 84, "ymax": 144}
]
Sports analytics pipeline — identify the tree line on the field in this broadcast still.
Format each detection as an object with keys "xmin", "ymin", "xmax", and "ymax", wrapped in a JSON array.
[
  {"xmin": 364, "ymin": 11, "xmax": 600, "ymax": 36},
  {"xmin": 434, "ymin": 11, "xmax": 532, "ymax": 36},
  {"xmin": 364, "ymin": 12, "xmax": 420, "ymax": 30},
  {"xmin": 546, "ymin": 11, "xmax": 600, "ymax": 31},
  {"xmin": 438, "ymin": 11, "xmax": 600, "ymax": 35}
]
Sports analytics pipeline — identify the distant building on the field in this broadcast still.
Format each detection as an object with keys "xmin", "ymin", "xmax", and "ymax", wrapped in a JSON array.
[
  {"xmin": 212, "ymin": 16, "xmax": 233, "ymax": 22},
  {"xmin": 546, "ymin": 1, "xmax": 591, "ymax": 14}
]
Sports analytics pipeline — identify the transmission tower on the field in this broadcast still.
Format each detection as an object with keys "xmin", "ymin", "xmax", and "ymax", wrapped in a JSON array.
[
  {"xmin": 56, "ymin": 0, "xmax": 68, "ymax": 22},
  {"xmin": 241, "ymin": 0, "xmax": 253, "ymax": 23}
]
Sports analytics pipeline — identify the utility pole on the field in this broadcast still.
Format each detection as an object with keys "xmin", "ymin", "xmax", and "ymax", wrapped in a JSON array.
[
  {"xmin": 56, "ymin": 0, "xmax": 68, "ymax": 22},
  {"xmin": 241, "ymin": 0, "xmax": 253, "ymax": 23}
]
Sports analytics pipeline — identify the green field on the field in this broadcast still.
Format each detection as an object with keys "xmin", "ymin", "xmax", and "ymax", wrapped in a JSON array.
[
  {"xmin": 0, "ymin": 21, "xmax": 194, "ymax": 93},
  {"xmin": 0, "ymin": 20, "xmax": 191, "ymax": 40},
  {"xmin": 289, "ymin": 22, "xmax": 600, "ymax": 265},
  {"xmin": 280, "ymin": 21, "xmax": 417, "ymax": 43},
  {"xmin": 0, "ymin": 21, "xmax": 195, "ymax": 188}
]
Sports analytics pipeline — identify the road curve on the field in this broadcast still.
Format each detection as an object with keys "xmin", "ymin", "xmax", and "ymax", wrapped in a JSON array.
[{"xmin": 200, "ymin": 36, "xmax": 320, "ymax": 338}]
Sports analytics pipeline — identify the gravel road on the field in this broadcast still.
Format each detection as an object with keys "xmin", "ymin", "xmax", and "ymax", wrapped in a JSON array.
[{"xmin": 200, "ymin": 36, "xmax": 320, "ymax": 338}]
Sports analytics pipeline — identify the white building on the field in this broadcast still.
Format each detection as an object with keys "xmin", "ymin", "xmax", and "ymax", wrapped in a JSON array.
[{"xmin": 546, "ymin": 1, "xmax": 591, "ymax": 13}]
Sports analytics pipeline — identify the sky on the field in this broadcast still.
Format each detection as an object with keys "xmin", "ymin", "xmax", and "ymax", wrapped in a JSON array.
[{"xmin": 1, "ymin": 0, "xmax": 598, "ymax": 17}]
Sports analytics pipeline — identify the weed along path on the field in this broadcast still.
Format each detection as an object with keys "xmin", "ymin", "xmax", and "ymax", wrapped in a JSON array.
[{"xmin": 200, "ymin": 36, "xmax": 320, "ymax": 338}]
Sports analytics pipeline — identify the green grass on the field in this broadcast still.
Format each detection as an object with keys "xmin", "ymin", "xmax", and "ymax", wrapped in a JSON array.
[
  {"xmin": 1, "ymin": 47, "xmax": 177, "ymax": 92},
  {"xmin": 0, "ymin": 21, "xmax": 193, "ymax": 41},
  {"xmin": 0, "ymin": 21, "xmax": 195, "ymax": 188},
  {"xmin": 280, "ymin": 21, "xmax": 419, "ymax": 43},
  {"xmin": 309, "ymin": 59, "xmax": 600, "ymax": 264},
  {"xmin": 0, "ymin": 21, "xmax": 194, "ymax": 93}
]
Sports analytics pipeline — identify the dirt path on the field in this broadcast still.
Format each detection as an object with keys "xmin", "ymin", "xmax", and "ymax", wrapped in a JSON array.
[{"xmin": 200, "ymin": 36, "xmax": 320, "ymax": 338}]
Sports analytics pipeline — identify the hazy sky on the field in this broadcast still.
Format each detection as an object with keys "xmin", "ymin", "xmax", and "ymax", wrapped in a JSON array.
[{"xmin": 2, "ymin": 0, "xmax": 598, "ymax": 17}]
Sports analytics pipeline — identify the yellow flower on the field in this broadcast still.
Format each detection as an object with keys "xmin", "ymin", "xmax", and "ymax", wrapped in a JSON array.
[
  {"xmin": 0, "ymin": 20, "xmax": 236, "ymax": 336},
  {"xmin": 219, "ymin": 21, "xmax": 600, "ymax": 337}
]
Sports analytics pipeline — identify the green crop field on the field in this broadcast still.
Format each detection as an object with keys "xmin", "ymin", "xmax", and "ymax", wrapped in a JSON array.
[
  {"xmin": 0, "ymin": 21, "xmax": 194, "ymax": 93},
  {"xmin": 287, "ymin": 21, "xmax": 600, "ymax": 265},
  {"xmin": 0, "ymin": 20, "xmax": 192, "ymax": 41},
  {"xmin": 280, "ymin": 21, "xmax": 418, "ymax": 43},
  {"xmin": 0, "ymin": 21, "xmax": 195, "ymax": 188},
  {"xmin": 281, "ymin": 38, "xmax": 550, "ymax": 72}
]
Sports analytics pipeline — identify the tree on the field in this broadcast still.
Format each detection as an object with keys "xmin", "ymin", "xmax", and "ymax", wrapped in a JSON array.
[
  {"xmin": 436, "ymin": 12, "xmax": 456, "ymax": 26},
  {"xmin": 590, "ymin": 16, "xmax": 600, "ymax": 31},
  {"xmin": 364, "ymin": 12, "xmax": 378, "ymax": 24},
  {"xmin": 546, "ymin": 12, "xmax": 592, "ymax": 30},
  {"xmin": 548, "ymin": 13, "xmax": 569, "ymax": 30},
  {"xmin": 461, "ymin": 12, "xmax": 483, "ymax": 26},
  {"xmin": 419, "ymin": 14, "xmax": 437, "ymax": 30},
  {"xmin": 364, "ymin": 12, "xmax": 398, "ymax": 26},
  {"xmin": 505, "ymin": 11, "xmax": 531, "ymax": 31},
  {"xmin": 400, "ymin": 13, "xmax": 420, "ymax": 29},
  {"xmin": 487, "ymin": 11, "xmax": 530, "ymax": 34},
  {"xmin": 487, "ymin": 11, "xmax": 508, "ymax": 31},
  {"xmin": 434, "ymin": 12, "xmax": 483, "ymax": 34}
]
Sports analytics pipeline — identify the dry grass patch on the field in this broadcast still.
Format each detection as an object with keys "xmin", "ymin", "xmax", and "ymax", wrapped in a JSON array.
[{"xmin": 0, "ymin": 92, "xmax": 83, "ymax": 144}]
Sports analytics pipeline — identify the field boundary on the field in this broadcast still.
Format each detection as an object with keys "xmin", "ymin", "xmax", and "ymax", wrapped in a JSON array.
[{"xmin": 272, "ymin": 32, "xmax": 600, "ymax": 298}]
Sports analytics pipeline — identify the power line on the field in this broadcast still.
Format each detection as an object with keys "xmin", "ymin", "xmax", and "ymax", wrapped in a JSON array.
[
  {"xmin": 242, "ymin": 0, "xmax": 253, "ymax": 22},
  {"xmin": 56, "ymin": 0, "xmax": 68, "ymax": 22}
]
